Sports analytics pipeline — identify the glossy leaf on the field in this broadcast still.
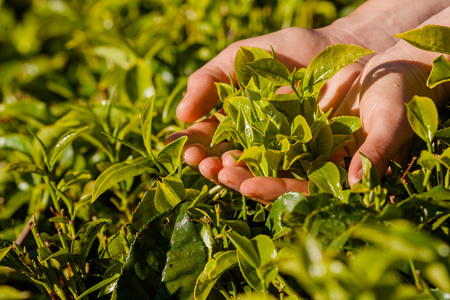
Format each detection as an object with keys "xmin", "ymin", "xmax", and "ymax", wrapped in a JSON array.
[
  {"xmin": 245, "ymin": 58, "xmax": 291, "ymax": 86},
  {"xmin": 266, "ymin": 192, "xmax": 304, "ymax": 239},
  {"xmin": 394, "ymin": 25, "xmax": 450, "ymax": 55},
  {"xmin": 156, "ymin": 202, "xmax": 207, "ymax": 300},
  {"xmin": 303, "ymin": 44, "xmax": 373, "ymax": 96},
  {"xmin": 71, "ymin": 219, "xmax": 109, "ymax": 267},
  {"xmin": 195, "ymin": 251, "xmax": 238, "ymax": 300},
  {"xmin": 154, "ymin": 176, "xmax": 186, "ymax": 213},
  {"xmin": 307, "ymin": 162, "xmax": 342, "ymax": 198},
  {"xmin": 157, "ymin": 136, "xmax": 188, "ymax": 175},
  {"xmin": 226, "ymin": 231, "xmax": 260, "ymax": 269},
  {"xmin": 141, "ymin": 94, "xmax": 155, "ymax": 155},
  {"xmin": 406, "ymin": 96, "xmax": 438, "ymax": 144},
  {"xmin": 49, "ymin": 126, "xmax": 88, "ymax": 170},
  {"xmin": 428, "ymin": 55, "xmax": 450, "ymax": 88},
  {"xmin": 91, "ymin": 162, "xmax": 160, "ymax": 203},
  {"xmin": 291, "ymin": 115, "xmax": 312, "ymax": 142},
  {"xmin": 235, "ymin": 47, "xmax": 271, "ymax": 88}
]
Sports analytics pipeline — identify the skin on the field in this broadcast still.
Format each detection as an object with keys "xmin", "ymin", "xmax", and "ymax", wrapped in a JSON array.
[{"xmin": 167, "ymin": 1, "xmax": 450, "ymax": 204}]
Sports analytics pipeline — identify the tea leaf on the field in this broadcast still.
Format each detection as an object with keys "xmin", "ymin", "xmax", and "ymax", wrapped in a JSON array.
[
  {"xmin": 154, "ymin": 176, "xmax": 186, "ymax": 213},
  {"xmin": 226, "ymin": 231, "xmax": 260, "ymax": 269},
  {"xmin": 291, "ymin": 115, "xmax": 312, "ymax": 143},
  {"xmin": 266, "ymin": 192, "xmax": 304, "ymax": 239},
  {"xmin": 195, "ymin": 251, "xmax": 238, "ymax": 300},
  {"xmin": 71, "ymin": 219, "xmax": 109, "ymax": 267},
  {"xmin": 141, "ymin": 94, "xmax": 155, "ymax": 155},
  {"xmin": 91, "ymin": 162, "xmax": 160, "ymax": 203},
  {"xmin": 49, "ymin": 126, "xmax": 89, "ymax": 170},
  {"xmin": 245, "ymin": 58, "xmax": 291, "ymax": 86},
  {"xmin": 428, "ymin": 55, "xmax": 450, "ymax": 88},
  {"xmin": 76, "ymin": 273, "xmax": 120, "ymax": 300},
  {"xmin": 406, "ymin": 96, "xmax": 438, "ymax": 145},
  {"xmin": 394, "ymin": 25, "xmax": 450, "ymax": 55},
  {"xmin": 303, "ymin": 44, "xmax": 373, "ymax": 96},
  {"xmin": 156, "ymin": 135, "xmax": 188, "ymax": 175},
  {"xmin": 4, "ymin": 161, "xmax": 46, "ymax": 175},
  {"xmin": 156, "ymin": 202, "xmax": 207, "ymax": 300},
  {"xmin": 307, "ymin": 162, "xmax": 342, "ymax": 198},
  {"xmin": 418, "ymin": 150, "xmax": 440, "ymax": 171},
  {"xmin": 235, "ymin": 47, "xmax": 271, "ymax": 89},
  {"xmin": 330, "ymin": 116, "xmax": 361, "ymax": 135}
]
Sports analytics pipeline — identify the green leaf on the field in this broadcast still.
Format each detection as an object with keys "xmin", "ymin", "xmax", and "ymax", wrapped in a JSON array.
[
  {"xmin": 307, "ymin": 162, "xmax": 342, "ymax": 198},
  {"xmin": 359, "ymin": 152, "xmax": 380, "ymax": 188},
  {"xmin": 266, "ymin": 192, "xmax": 304, "ymax": 239},
  {"xmin": 291, "ymin": 115, "xmax": 312, "ymax": 143},
  {"xmin": 428, "ymin": 55, "xmax": 450, "ymax": 88},
  {"xmin": 215, "ymin": 82, "xmax": 235, "ymax": 102},
  {"xmin": 49, "ymin": 126, "xmax": 88, "ymax": 170},
  {"xmin": 154, "ymin": 176, "xmax": 186, "ymax": 213},
  {"xmin": 303, "ymin": 44, "xmax": 373, "ymax": 96},
  {"xmin": 330, "ymin": 116, "xmax": 361, "ymax": 135},
  {"xmin": 141, "ymin": 94, "xmax": 155, "ymax": 155},
  {"xmin": 226, "ymin": 231, "xmax": 260, "ymax": 269},
  {"xmin": 156, "ymin": 202, "xmax": 207, "ymax": 300},
  {"xmin": 76, "ymin": 273, "xmax": 120, "ymax": 300},
  {"xmin": 0, "ymin": 133, "xmax": 31, "ymax": 154},
  {"xmin": 406, "ymin": 96, "xmax": 438, "ymax": 145},
  {"xmin": 91, "ymin": 162, "xmax": 160, "ymax": 203},
  {"xmin": 157, "ymin": 136, "xmax": 188, "ymax": 175},
  {"xmin": 418, "ymin": 150, "xmax": 441, "ymax": 171},
  {"xmin": 71, "ymin": 219, "xmax": 108, "ymax": 267},
  {"xmin": 3, "ymin": 161, "xmax": 45, "ymax": 175},
  {"xmin": 310, "ymin": 122, "xmax": 333, "ymax": 158},
  {"xmin": 394, "ymin": 25, "xmax": 450, "ymax": 55},
  {"xmin": 194, "ymin": 251, "xmax": 238, "ymax": 300},
  {"xmin": 162, "ymin": 78, "xmax": 187, "ymax": 124},
  {"xmin": 235, "ymin": 47, "xmax": 271, "ymax": 89},
  {"xmin": 245, "ymin": 58, "xmax": 291, "ymax": 86}
]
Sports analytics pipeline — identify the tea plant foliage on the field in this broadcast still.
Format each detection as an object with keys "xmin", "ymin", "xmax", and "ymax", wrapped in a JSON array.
[{"xmin": 1, "ymin": 1, "xmax": 450, "ymax": 300}]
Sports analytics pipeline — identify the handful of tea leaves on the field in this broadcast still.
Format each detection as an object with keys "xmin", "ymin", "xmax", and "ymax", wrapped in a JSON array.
[{"xmin": 211, "ymin": 44, "xmax": 373, "ymax": 180}]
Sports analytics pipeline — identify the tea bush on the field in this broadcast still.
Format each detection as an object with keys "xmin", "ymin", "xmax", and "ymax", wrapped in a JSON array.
[{"xmin": 1, "ymin": 1, "xmax": 450, "ymax": 299}]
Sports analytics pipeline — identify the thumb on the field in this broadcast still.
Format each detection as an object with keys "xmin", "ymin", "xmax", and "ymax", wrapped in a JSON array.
[{"xmin": 176, "ymin": 48, "xmax": 238, "ymax": 123}]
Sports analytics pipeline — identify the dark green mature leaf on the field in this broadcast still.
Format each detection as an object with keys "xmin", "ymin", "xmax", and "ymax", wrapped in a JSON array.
[
  {"xmin": 76, "ymin": 273, "xmax": 120, "ymax": 300},
  {"xmin": 116, "ymin": 210, "xmax": 174, "ymax": 300},
  {"xmin": 303, "ymin": 44, "xmax": 373, "ymax": 96},
  {"xmin": 406, "ymin": 96, "xmax": 438, "ymax": 145},
  {"xmin": 71, "ymin": 219, "xmax": 108, "ymax": 268},
  {"xmin": 266, "ymin": 192, "xmax": 304, "ymax": 239},
  {"xmin": 194, "ymin": 251, "xmax": 238, "ymax": 300},
  {"xmin": 91, "ymin": 162, "xmax": 160, "ymax": 203},
  {"xmin": 398, "ymin": 186, "xmax": 450, "ymax": 209},
  {"xmin": 394, "ymin": 25, "xmax": 450, "ymax": 55},
  {"xmin": 282, "ymin": 193, "xmax": 334, "ymax": 228},
  {"xmin": 428, "ymin": 55, "xmax": 450, "ymax": 88},
  {"xmin": 157, "ymin": 136, "xmax": 188, "ymax": 175},
  {"xmin": 0, "ymin": 240, "xmax": 31, "ymax": 275},
  {"xmin": 246, "ymin": 58, "xmax": 291, "ymax": 86},
  {"xmin": 141, "ymin": 94, "xmax": 155, "ymax": 155},
  {"xmin": 156, "ymin": 202, "xmax": 207, "ymax": 300}
]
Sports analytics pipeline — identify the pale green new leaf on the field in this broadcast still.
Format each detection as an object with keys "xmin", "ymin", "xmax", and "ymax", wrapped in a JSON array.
[
  {"xmin": 245, "ymin": 58, "xmax": 291, "ymax": 86},
  {"xmin": 141, "ymin": 94, "xmax": 155, "ymax": 155},
  {"xmin": 394, "ymin": 25, "xmax": 450, "ymax": 55},
  {"xmin": 91, "ymin": 162, "xmax": 160, "ymax": 203},
  {"xmin": 235, "ymin": 47, "xmax": 271, "ymax": 88},
  {"xmin": 428, "ymin": 55, "xmax": 450, "ymax": 88},
  {"xmin": 49, "ymin": 126, "xmax": 89, "ymax": 170},
  {"xmin": 291, "ymin": 115, "xmax": 312, "ymax": 143},
  {"xmin": 154, "ymin": 176, "xmax": 186, "ymax": 213},
  {"xmin": 194, "ymin": 251, "xmax": 238, "ymax": 300},
  {"xmin": 226, "ymin": 231, "xmax": 260, "ymax": 269},
  {"xmin": 406, "ymin": 96, "xmax": 438, "ymax": 144},
  {"xmin": 307, "ymin": 162, "xmax": 342, "ymax": 198},
  {"xmin": 303, "ymin": 44, "xmax": 373, "ymax": 96},
  {"xmin": 330, "ymin": 116, "xmax": 361, "ymax": 135},
  {"xmin": 156, "ymin": 135, "xmax": 188, "ymax": 175},
  {"xmin": 418, "ymin": 150, "xmax": 441, "ymax": 171},
  {"xmin": 3, "ymin": 161, "xmax": 46, "ymax": 175}
]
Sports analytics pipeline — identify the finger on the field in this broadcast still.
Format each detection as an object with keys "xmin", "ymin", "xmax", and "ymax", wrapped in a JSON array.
[
  {"xmin": 198, "ymin": 156, "xmax": 223, "ymax": 184},
  {"xmin": 239, "ymin": 177, "xmax": 308, "ymax": 203},
  {"xmin": 221, "ymin": 150, "xmax": 247, "ymax": 168},
  {"xmin": 176, "ymin": 49, "xmax": 237, "ymax": 122},
  {"xmin": 217, "ymin": 166, "xmax": 254, "ymax": 193}
]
